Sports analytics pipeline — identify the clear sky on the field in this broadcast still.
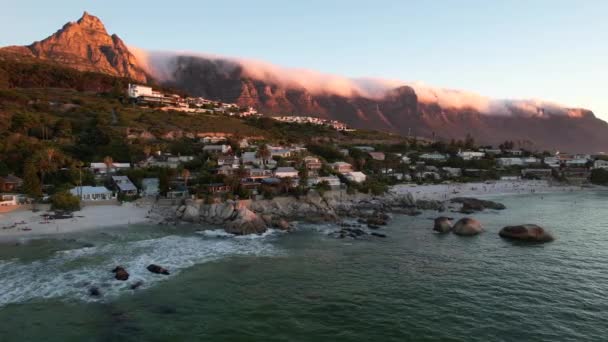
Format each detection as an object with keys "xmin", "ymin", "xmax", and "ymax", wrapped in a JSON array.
[{"xmin": 2, "ymin": 0, "xmax": 607, "ymax": 120}]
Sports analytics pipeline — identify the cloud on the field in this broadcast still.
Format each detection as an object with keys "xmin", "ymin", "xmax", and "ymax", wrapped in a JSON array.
[{"xmin": 131, "ymin": 47, "xmax": 582, "ymax": 118}]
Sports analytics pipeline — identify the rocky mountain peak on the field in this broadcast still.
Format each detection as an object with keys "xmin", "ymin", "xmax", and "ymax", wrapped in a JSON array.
[{"xmin": 75, "ymin": 11, "xmax": 108, "ymax": 33}]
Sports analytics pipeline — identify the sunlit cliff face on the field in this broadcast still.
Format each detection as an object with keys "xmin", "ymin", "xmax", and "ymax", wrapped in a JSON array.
[{"xmin": 130, "ymin": 47, "xmax": 585, "ymax": 118}]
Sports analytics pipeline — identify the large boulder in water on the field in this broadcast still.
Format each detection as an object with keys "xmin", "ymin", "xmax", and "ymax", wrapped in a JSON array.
[
  {"xmin": 452, "ymin": 218, "xmax": 483, "ymax": 236},
  {"xmin": 224, "ymin": 207, "xmax": 267, "ymax": 235},
  {"xmin": 499, "ymin": 224, "xmax": 554, "ymax": 243},
  {"xmin": 433, "ymin": 217, "xmax": 453, "ymax": 233},
  {"xmin": 112, "ymin": 266, "xmax": 129, "ymax": 281},
  {"xmin": 147, "ymin": 264, "xmax": 170, "ymax": 275}
]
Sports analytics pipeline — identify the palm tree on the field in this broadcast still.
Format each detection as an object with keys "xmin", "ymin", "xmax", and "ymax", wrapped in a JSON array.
[
  {"xmin": 257, "ymin": 144, "xmax": 271, "ymax": 167},
  {"xmin": 181, "ymin": 168, "xmax": 191, "ymax": 188}
]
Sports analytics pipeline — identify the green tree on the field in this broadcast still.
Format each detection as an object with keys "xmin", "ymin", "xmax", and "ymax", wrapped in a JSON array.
[
  {"xmin": 22, "ymin": 159, "xmax": 42, "ymax": 198},
  {"xmin": 50, "ymin": 191, "xmax": 81, "ymax": 211},
  {"xmin": 590, "ymin": 169, "xmax": 608, "ymax": 185}
]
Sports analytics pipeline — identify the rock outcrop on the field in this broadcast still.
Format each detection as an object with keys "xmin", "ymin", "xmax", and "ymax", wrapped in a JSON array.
[
  {"xmin": 499, "ymin": 224, "xmax": 554, "ymax": 243},
  {"xmin": 433, "ymin": 217, "xmax": 453, "ymax": 233},
  {"xmin": 112, "ymin": 266, "xmax": 129, "ymax": 281},
  {"xmin": 224, "ymin": 207, "xmax": 267, "ymax": 235},
  {"xmin": 452, "ymin": 218, "xmax": 483, "ymax": 236},
  {"xmin": 147, "ymin": 264, "xmax": 170, "ymax": 275},
  {"xmin": 451, "ymin": 197, "xmax": 506, "ymax": 213}
]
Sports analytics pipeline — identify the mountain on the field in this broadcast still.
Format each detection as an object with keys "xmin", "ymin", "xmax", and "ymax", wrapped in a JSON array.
[
  {"xmin": 0, "ymin": 12, "xmax": 146, "ymax": 83},
  {"xmin": 161, "ymin": 55, "xmax": 608, "ymax": 153},
  {"xmin": 1, "ymin": 13, "xmax": 607, "ymax": 152}
]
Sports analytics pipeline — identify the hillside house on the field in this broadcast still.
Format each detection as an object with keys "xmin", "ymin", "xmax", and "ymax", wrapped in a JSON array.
[
  {"xmin": 457, "ymin": 151, "xmax": 485, "ymax": 160},
  {"xmin": 304, "ymin": 156, "xmax": 323, "ymax": 172},
  {"xmin": 497, "ymin": 158, "xmax": 524, "ymax": 167},
  {"xmin": 139, "ymin": 154, "xmax": 194, "ymax": 169},
  {"xmin": 0, "ymin": 175, "xmax": 23, "ymax": 192},
  {"xmin": 70, "ymin": 186, "xmax": 115, "ymax": 201},
  {"xmin": 344, "ymin": 171, "xmax": 367, "ymax": 183},
  {"xmin": 246, "ymin": 168, "xmax": 273, "ymax": 180},
  {"xmin": 217, "ymin": 156, "xmax": 240, "ymax": 168},
  {"xmin": 90, "ymin": 162, "xmax": 131, "ymax": 175},
  {"xmin": 331, "ymin": 162, "xmax": 353, "ymax": 174},
  {"xmin": 274, "ymin": 167, "xmax": 299, "ymax": 178},
  {"xmin": 112, "ymin": 176, "xmax": 138, "ymax": 197},
  {"xmin": 419, "ymin": 153, "xmax": 448, "ymax": 162},
  {"xmin": 203, "ymin": 145, "xmax": 232, "ymax": 154},
  {"xmin": 204, "ymin": 183, "xmax": 232, "ymax": 194},
  {"xmin": 368, "ymin": 152, "xmax": 386, "ymax": 161},
  {"xmin": 593, "ymin": 160, "xmax": 608, "ymax": 169}
]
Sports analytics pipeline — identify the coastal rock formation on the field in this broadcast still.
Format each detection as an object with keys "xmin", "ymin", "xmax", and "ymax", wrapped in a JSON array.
[
  {"xmin": 1, "ymin": 12, "xmax": 147, "ymax": 82},
  {"xmin": 451, "ymin": 197, "xmax": 506, "ymax": 213},
  {"xmin": 89, "ymin": 286, "xmax": 101, "ymax": 297},
  {"xmin": 499, "ymin": 224, "xmax": 554, "ymax": 243},
  {"xmin": 130, "ymin": 281, "xmax": 144, "ymax": 290},
  {"xmin": 224, "ymin": 207, "xmax": 267, "ymax": 235},
  {"xmin": 433, "ymin": 217, "xmax": 453, "ymax": 233},
  {"xmin": 112, "ymin": 266, "xmax": 129, "ymax": 281},
  {"xmin": 452, "ymin": 218, "xmax": 483, "ymax": 236},
  {"xmin": 415, "ymin": 200, "xmax": 446, "ymax": 212},
  {"xmin": 147, "ymin": 264, "xmax": 170, "ymax": 275}
]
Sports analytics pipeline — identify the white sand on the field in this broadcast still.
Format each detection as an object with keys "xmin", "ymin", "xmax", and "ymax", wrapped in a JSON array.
[
  {"xmin": 0, "ymin": 202, "xmax": 153, "ymax": 240},
  {"xmin": 391, "ymin": 180, "xmax": 585, "ymax": 201}
]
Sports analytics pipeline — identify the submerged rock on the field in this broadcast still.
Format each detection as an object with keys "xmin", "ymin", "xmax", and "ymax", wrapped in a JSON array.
[
  {"xmin": 433, "ymin": 217, "xmax": 453, "ymax": 233},
  {"xmin": 89, "ymin": 286, "xmax": 101, "ymax": 297},
  {"xmin": 147, "ymin": 264, "xmax": 170, "ymax": 275},
  {"xmin": 130, "ymin": 281, "xmax": 144, "ymax": 290},
  {"xmin": 452, "ymin": 218, "xmax": 483, "ymax": 236},
  {"xmin": 499, "ymin": 224, "xmax": 554, "ymax": 243},
  {"xmin": 111, "ymin": 266, "xmax": 129, "ymax": 281},
  {"xmin": 371, "ymin": 232, "xmax": 387, "ymax": 238}
]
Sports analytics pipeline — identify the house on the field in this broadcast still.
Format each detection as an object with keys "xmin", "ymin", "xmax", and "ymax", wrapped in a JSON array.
[
  {"xmin": 217, "ymin": 156, "xmax": 240, "ymax": 168},
  {"xmin": 344, "ymin": 171, "xmax": 367, "ymax": 183},
  {"xmin": 204, "ymin": 183, "xmax": 232, "ymax": 194},
  {"xmin": 354, "ymin": 146, "xmax": 375, "ymax": 152},
  {"xmin": 419, "ymin": 153, "xmax": 448, "ymax": 162},
  {"xmin": 506, "ymin": 149, "xmax": 523, "ymax": 156},
  {"xmin": 401, "ymin": 156, "xmax": 411, "ymax": 164},
  {"xmin": 0, "ymin": 194, "xmax": 19, "ymax": 206},
  {"xmin": 308, "ymin": 176, "xmax": 342, "ymax": 189},
  {"xmin": 457, "ymin": 151, "xmax": 485, "ymax": 160},
  {"xmin": 304, "ymin": 156, "xmax": 323, "ymax": 171},
  {"xmin": 200, "ymin": 136, "xmax": 227, "ymax": 144},
  {"xmin": 139, "ymin": 154, "xmax": 194, "ymax": 169},
  {"xmin": 0, "ymin": 175, "xmax": 23, "ymax": 192},
  {"xmin": 497, "ymin": 158, "xmax": 524, "ymax": 167},
  {"xmin": 141, "ymin": 178, "xmax": 159, "ymax": 197},
  {"xmin": 90, "ymin": 162, "xmax": 131, "ymax": 175},
  {"xmin": 112, "ymin": 176, "xmax": 138, "ymax": 196},
  {"xmin": 593, "ymin": 160, "xmax": 608, "ymax": 169},
  {"xmin": 274, "ymin": 167, "xmax": 299, "ymax": 178},
  {"xmin": 330, "ymin": 162, "xmax": 353, "ymax": 174},
  {"xmin": 368, "ymin": 152, "xmax": 386, "ymax": 161},
  {"xmin": 242, "ymin": 152, "xmax": 259, "ymax": 164},
  {"xmin": 565, "ymin": 158, "xmax": 589, "ymax": 167},
  {"xmin": 268, "ymin": 146, "xmax": 292, "ymax": 158},
  {"xmin": 203, "ymin": 144, "xmax": 232, "ymax": 154},
  {"xmin": 246, "ymin": 168, "xmax": 273, "ymax": 180},
  {"xmin": 217, "ymin": 165, "xmax": 235, "ymax": 176},
  {"xmin": 480, "ymin": 148, "xmax": 502, "ymax": 155},
  {"xmin": 70, "ymin": 186, "xmax": 115, "ymax": 201},
  {"xmin": 543, "ymin": 157, "xmax": 561, "ymax": 168}
]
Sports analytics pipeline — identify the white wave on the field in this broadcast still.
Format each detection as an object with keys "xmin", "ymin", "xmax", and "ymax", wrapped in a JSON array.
[{"xmin": 0, "ymin": 234, "xmax": 280, "ymax": 306}]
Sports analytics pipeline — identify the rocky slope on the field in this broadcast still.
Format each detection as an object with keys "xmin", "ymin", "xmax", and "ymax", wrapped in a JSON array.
[{"xmin": 1, "ymin": 12, "xmax": 147, "ymax": 82}]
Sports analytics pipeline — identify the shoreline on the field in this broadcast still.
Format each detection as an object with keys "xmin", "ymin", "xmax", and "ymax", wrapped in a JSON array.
[
  {"xmin": 0, "ymin": 202, "xmax": 153, "ymax": 242},
  {"xmin": 0, "ymin": 180, "xmax": 598, "ymax": 242}
]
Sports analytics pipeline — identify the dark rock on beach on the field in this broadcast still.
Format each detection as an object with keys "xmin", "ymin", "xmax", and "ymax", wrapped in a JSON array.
[
  {"xmin": 499, "ymin": 224, "xmax": 554, "ymax": 243},
  {"xmin": 451, "ymin": 197, "xmax": 506, "ymax": 213},
  {"xmin": 147, "ymin": 264, "xmax": 170, "ymax": 275}
]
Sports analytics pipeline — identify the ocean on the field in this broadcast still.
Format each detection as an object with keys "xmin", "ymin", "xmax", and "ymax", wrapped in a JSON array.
[{"xmin": 0, "ymin": 190, "xmax": 606, "ymax": 341}]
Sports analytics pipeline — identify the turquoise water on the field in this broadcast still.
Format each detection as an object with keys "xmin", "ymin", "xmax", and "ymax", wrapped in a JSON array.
[{"xmin": 0, "ymin": 191, "xmax": 607, "ymax": 341}]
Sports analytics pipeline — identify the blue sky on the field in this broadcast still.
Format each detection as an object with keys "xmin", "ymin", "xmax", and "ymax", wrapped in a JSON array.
[{"xmin": 2, "ymin": 0, "xmax": 607, "ymax": 120}]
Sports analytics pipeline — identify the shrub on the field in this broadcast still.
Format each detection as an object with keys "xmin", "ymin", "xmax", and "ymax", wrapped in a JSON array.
[
  {"xmin": 51, "ymin": 191, "xmax": 80, "ymax": 211},
  {"xmin": 590, "ymin": 168, "xmax": 608, "ymax": 185}
]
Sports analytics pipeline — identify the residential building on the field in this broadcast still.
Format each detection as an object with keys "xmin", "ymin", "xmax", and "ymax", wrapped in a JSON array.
[
  {"xmin": 217, "ymin": 156, "xmax": 241, "ymax": 168},
  {"xmin": 90, "ymin": 162, "xmax": 131, "ymax": 175},
  {"xmin": 139, "ymin": 154, "xmax": 194, "ymax": 169},
  {"xmin": 368, "ymin": 152, "xmax": 386, "ymax": 161},
  {"xmin": 497, "ymin": 158, "xmax": 524, "ymax": 167},
  {"xmin": 70, "ymin": 186, "xmax": 115, "ymax": 201},
  {"xmin": 330, "ymin": 162, "xmax": 353, "ymax": 174},
  {"xmin": 457, "ymin": 151, "xmax": 485, "ymax": 160},
  {"xmin": 354, "ymin": 146, "xmax": 375, "ymax": 152},
  {"xmin": 204, "ymin": 183, "xmax": 233, "ymax": 194},
  {"xmin": 419, "ymin": 153, "xmax": 448, "ymax": 162},
  {"xmin": 112, "ymin": 176, "xmax": 138, "ymax": 196},
  {"xmin": 246, "ymin": 168, "xmax": 273, "ymax": 180},
  {"xmin": 274, "ymin": 167, "xmax": 299, "ymax": 178},
  {"xmin": 141, "ymin": 178, "xmax": 159, "ymax": 197},
  {"xmin": 593, "ymin": 160, "xmax": 608, "ymax": 169},
  {"xmin": 216, "ymin": 165, "xmax": 235, "ymax": 176},
  {"xmin": 304, "ymin": 156, "xmax": 323, "ymax": 172},
  {"xmin": 506, "ymin": 149, "xmax": 523, "ymax": 156},
  {"xmin": 344, "ymin": 171, "xmax": 367, "ymax": 183},
  {"xmin": 308, "ymin": 176, "xmax": 342, "ymax": 189},
  {"xmin": 203, "ymin": 145, "xmax": 232, "ymax": 154},
  {"xmin": 0, "ymin": 175, "xmax": 23, "ymax": 192},
  {"xmin": 0, "ymin": 194, "xmax": 19, "ymax": 206},
  {"xmin": 522, "ymin": 157, "xmax": 541, "ymax": 165},
  {"xmin": 543, "ymin": 157, "xmax": 560, "ymax": 168}
]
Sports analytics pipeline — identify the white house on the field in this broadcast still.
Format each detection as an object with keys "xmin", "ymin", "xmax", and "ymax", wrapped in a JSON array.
[
  {"xmin": 0, "ymin": 194, "xmax": 19, "ymax": 206},
  {"xmin": 274, "ymin": 167, "xmax": 299, "ymax": 178},
  {"xmin": 112, "ymin": 176, "xmax": 138, "ymax": 196},
  {"xmin": 522, "ymin": 157, "xmax": 540, "ymax": 165},
  {"xmin": 90, "ymin": 162, "xmax": 131, "ymax": 175},
  {"xmin": 497, "ymin": 158, "xmax": 524, "ymax": 167},
  {"xmin": 127, "ymin": 84, "xmax": 161, "ymax": 98},
  {"xmin": 419, "ymin": 153, "xmax": 448, "ymax": 162},
  {"xmin": 217, "ymin": 156, "xmax": 240, "ymax": 168},
  {"xmin": 544, "ymin": 157, "xmax": 560, "ymax": 168},
  {"xmin": 457, "ymin": 151, "xmax": 485, "ymax": 160},
  {"xmin": 566, "ymin": 158, "xmax": 589, "ymax": 167},
  {"xmin": 203, "ymin": 145, "xmax": 232, "ymax": 154},
  {"xmin": 345, "ymin": 171, "xmax": 367, "ymax": 183},
  {"xmin": 331, "ymin": 162, "xmax": 354, "ymax": 174},
  {"xmin": 593, "ymin": 160, "xmax": 608, "ymax": 169},
  {"xmin": 70, "ymin": 186, "xmax": 115, "ymax": 201}
]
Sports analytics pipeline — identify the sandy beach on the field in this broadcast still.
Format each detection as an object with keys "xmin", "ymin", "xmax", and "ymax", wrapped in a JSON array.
[
  {"xmin": 0, "ymin": 202, "xmax": 153, "ymax": 241},
  {"xmin": 391, "ymin": 180, "xmax": 586, "ymax": 201}
]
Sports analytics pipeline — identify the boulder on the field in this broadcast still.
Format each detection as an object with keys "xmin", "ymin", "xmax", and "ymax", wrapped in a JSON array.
[
  {"xmin": 452, "ymin": 218, "xmax": 483, "ymax": 236},
  {"xmin": 130, "ymin": 280, "xmax": 144, "ymax": 290},
  {"xmin": 451, "ymin": 197, "xmax": 506, "ymax": 212},
  {"xmin": 224, "ymin": 207, "xmax": 267, "ymax": 235},
  {"xmin": 416, "ymin": 200, "xmax": 446, "ymax": 211},
  {"xmin": 273, "ymin": 218, "xmax": 291, "ymax": 231},
  {"xmin": 499, "ymin": 224, "xmax": 554, "ymax": 243},
  {"xmin": 181, "ymin": 204, "xmax": 200, "ymax": 222},
  {"xmin": 111, "ymin": 266, "xmax": 129, "ymax": 281},
  {"xmin": 433, "ymin": 217, "xmax": 453, "ymax": 233},
  {"xmin": 89, "ymin": 286, "xmax": 101, "ymax": 297},
  {"xmin": 147, "ymin": 264, "xmax": 170, "ymax": 275}
]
